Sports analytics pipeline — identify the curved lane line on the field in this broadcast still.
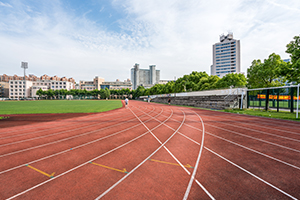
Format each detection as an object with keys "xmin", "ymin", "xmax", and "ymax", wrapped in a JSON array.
[
  {"xmin": 0, "ymin": 108, "xmax": 125, "ymax": 135},
  {"xmin": 133, "ymin": 107, "xmax": 214, "ymax": 200},
  {"xmin": 0, "ymin": 106, "xmax": 157, "ymax": 158},
  {"xmin": 94, "ymin": 107, "xmax": 184, "ymax": 199},
  {"xmin": 205, "ymin": 147, "xmax": 298, "ymax": 200},
  {"xmin": 183, "ymin": 110, "xmax": 210, "ymax": 200},
  {"xmin": 0, "ymin": 106, "xmax": 163, "ymax": 174},
  {"xmin": 6, "ymin": 106, "xmax": 174, "ymax": 200}
]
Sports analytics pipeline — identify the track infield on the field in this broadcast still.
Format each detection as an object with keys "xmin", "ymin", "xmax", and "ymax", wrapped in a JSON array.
[{"xmin": 0, "ymin": 100, "xmax": 299, "ymax": 199}]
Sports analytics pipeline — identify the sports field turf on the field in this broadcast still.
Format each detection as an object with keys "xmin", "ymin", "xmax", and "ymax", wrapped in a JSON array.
[{"xmin": 0, "ymin": 100, "xmax": 122, "ymax": 114}]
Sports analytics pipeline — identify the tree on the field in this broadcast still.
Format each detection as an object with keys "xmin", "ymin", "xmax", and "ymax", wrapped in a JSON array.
[
  {"xmin": 216, "ymin": 73, "xmax": 247, "ymax": 89},
  {"xmin": 247, "ymin": 53, "xmax": 286, "ymax": 89},
  {"xmin": 36, "ymin": 88, "xmax": 44, "ymax": 99},
  {"xmin": 46, "ymin": 89, "xmax": 55, "ymax": 99},
  {"xmin": 284, "ymin": 35, "xmax": 300, "ymax": 83}
]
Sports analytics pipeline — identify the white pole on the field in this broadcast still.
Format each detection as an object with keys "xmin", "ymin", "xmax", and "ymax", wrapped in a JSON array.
[
  {"xmin": 297, "ymin": 84, "xmax": 299, "ymax": 119},
  {"xmin": 240, "ymin": 89, "xmax": 244, "ymax": 109}
]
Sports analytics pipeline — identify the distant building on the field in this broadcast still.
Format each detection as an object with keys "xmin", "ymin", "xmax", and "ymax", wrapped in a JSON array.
[
  {"xmin": 211, "ymin": 32, "xmax": 241, "ymax": 78},
  {"xmin": 101, "ymin": 79, "xmax": 132, "ymax": 90},
  {"xmin": 79, "ymin": 76, "xmax": 105, "ymax": 91},
  {"xmin": 4, "ymin": 74, "xmax": 75, "ymax": 99},
  {"xmin": 158, "ymin": 80, "xmax": 174, "ymax": 85},
  {"xmin": 131, "ymin": 63, "xmax": 160, "ymax": 89},
  {"xmin": 0, "ymin": 82, "xmax": 9, "ymax": 98}
]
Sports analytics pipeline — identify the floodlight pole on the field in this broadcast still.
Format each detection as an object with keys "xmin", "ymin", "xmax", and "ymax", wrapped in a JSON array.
[
  {"xmin": 21, "ymin": 62, "xmax": 28, "ymax": 99},
  {"xmin": 297, "ymin": 83, "xmax": 299, "ymax": 119}
]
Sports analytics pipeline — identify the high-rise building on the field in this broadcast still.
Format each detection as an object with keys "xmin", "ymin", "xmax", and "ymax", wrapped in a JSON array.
[
  {"xmin": 211, "ymin": 32, "xmax": 241, "ymax": 78},
  {"xmin": 131, "ymin": 63, "xmax": 160, "ymax": 89}
]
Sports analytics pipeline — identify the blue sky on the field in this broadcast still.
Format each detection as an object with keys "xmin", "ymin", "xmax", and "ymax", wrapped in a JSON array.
[{"xmin": 0, "ymin": 0, "xmax": 300, "ymax": 82}]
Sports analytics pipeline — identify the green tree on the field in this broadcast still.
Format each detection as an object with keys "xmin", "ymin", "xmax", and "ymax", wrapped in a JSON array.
[
  {"xmin": 247, "ymin": 53, "xmax": 286, "ymax": 89},
  {"xmin": 216, "ymin": 73, "xmax": 247, "ymax": 89},
  {"xmin": 36, "ymin": 88, "xmax": 44, "ymax": 99},
  {"xmin": 284, "ymin": 35, "xmax": 300, "ymax": 83},
  {"xmin": 46, "ymin": 89, "xmax": 55, "ymax": 99}
]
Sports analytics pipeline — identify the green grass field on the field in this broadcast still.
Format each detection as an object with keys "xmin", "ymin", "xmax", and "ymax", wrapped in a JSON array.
[{"xmin": 0, "ymin": 100, "xmax": 123, "ymax": 114}]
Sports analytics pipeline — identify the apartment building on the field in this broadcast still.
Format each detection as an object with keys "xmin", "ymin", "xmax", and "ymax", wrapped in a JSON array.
[
  {"xmin": 79, "ymin": 76, "xmax": 105, "ymax": 91},
  {"xmin": 3, "ymin": 74, "xmax": 75, "ymax": 99},
  {"xmin": 211, "ymin": 32, "xmax": 241, "ymax": 78}
]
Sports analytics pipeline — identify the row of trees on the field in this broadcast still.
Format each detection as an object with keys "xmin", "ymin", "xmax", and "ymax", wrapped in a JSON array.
[
  {"xmin": 36, "ymin": 88, "xmax": 133, "ymax": 99},
  {"xmin": 132, "ymin": 71, "xmax": 247, "ymax": 98}
]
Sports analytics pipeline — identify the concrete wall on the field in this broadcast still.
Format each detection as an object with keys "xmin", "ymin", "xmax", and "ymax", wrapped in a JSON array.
[
  {"xmin": 140, "ymin": 88, "xmax": 247, "ymax": 110},
  {"xmin": 149, "ymin": 95, "xmax": 243, "ymax": 110}
]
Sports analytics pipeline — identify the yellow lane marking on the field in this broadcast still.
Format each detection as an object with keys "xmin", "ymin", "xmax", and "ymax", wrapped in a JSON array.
[
  {"xmin": 89, "ymin": 162, "xmax": 128, "ymax": 174},
  {"xmin": 26, "ymin": 164, "xmax": 55, "ymax": 178},
  {"xmin": 148, "ymin": 159, "xmax": 194, "ymax": 168}
]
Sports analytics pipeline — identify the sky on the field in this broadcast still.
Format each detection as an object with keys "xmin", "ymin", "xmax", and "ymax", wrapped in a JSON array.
[{"xmin": 0, "ymin": 0, "xmax": 300, "ymax": 82}]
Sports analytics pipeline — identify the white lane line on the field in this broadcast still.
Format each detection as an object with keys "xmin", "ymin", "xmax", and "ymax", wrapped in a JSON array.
[
  {"xmin": 204, "ymin": 147, "xmax": 298, "ymax": 200},
  {"xmin": 0, "ymin": 109, "xmax": 123, "ymax": 135},
  {"xmin": 0, "ymin": 107, "xmax": 163, "ymax": 174},
  {"xmin": 134, "ymin": 107, "xmax": 214, "ymax": 200},
  {"xmin": 94, "ymin": 108, "xmax": 182, "ymax": 199},
  {"xmin": 147, "ymin": 111, "xmax": 300, "ymax": 153},
  {"xmin": 131, "ymin": 107, "xmax": 191, "ymax": 175},
  {"xmin": 0, "ymin": 115, "xmax": 136, "ymax": 147},
  {"xmin": 207, "ymin": 132, "xmax": 300, "ymax": 170},
  {"xmin": 6, "ymin": 107, "xmax": 173, "ymax": 200},
  {"xmin": 0, "ymin": 106, "xmax": 158, "ymax": 158},
  {"xmin": 205, "ymin": 123, "xmax": 300, "ymax": 153},
  {"xmin": 183, "ymin": 111, "xmax": 208, "ymax": 200},
  {"xmin": 199, "ymin": 111, "xmax": 300, "ymax": 129},
  {"xmin": 0, "ymin": 111, "xmax": 133, "ymax": 140},
  {"xmin": 205, "ymin": 118, "xmax": 300, "ymax": 141},
  {"xmin": 182, "ymin": 123, "xmax": 300, "ymax": 170}
]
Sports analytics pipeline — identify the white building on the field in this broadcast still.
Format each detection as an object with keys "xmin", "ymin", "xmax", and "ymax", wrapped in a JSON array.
[
  {"xmin": 131, "ymin": 63, "xmax": 160, "ymax": 89},
  {"xmin": 79, "ymin": 76, "xmax": 105, "ymax": 91},
  {"xmin": 9, "ymin": 80, "xmax": 75, "ymax": 99},
  {"xmin": 211, "ymin": 32, "xmax": 241, "ymax": 78}
]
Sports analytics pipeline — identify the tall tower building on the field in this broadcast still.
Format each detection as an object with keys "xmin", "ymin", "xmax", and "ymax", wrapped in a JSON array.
[
  {"xmin": 211, "ymin": 32, "xmax": 241, "ymax": 78},
  {"xmin": 131, "ymin": 63, "xmax": 160, "ymax": 90}
]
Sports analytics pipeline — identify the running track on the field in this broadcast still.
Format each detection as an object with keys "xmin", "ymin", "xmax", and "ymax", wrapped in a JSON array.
[{"xmin": 0, "ymin": 100, "xmax": 299, "ymax": 199}]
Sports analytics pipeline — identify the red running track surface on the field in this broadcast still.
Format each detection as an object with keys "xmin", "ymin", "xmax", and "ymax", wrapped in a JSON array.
[{"xmin": 0, "ymin": 100, "xmax": 299, "ymax": 200}]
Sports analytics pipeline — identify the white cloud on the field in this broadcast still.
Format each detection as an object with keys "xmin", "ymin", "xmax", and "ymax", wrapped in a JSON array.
[
  {"xmin": 0, "ymin": 0, "xmax": 300, "ymax": 82},
  {"xmin": 0, "ymin": 1, "xmax": 12, "ymax": 7}
]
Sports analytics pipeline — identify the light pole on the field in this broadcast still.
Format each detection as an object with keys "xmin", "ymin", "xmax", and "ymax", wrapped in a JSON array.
[{"xmin": 21, "ymin": 62, "xmax": 28, "ymax": 99}]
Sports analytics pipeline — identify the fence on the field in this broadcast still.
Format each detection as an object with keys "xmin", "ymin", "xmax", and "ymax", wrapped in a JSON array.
[{"xmin": 247, "ymin": 85, "xmax": 300, "ymax": 117}]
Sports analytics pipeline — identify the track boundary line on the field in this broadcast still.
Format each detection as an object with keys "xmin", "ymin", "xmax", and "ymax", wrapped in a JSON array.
[
  {"xmin": 204, "ymin": 147, "xmax": 298, "ymax": 200},
  {"xmin": 5, "ymin": 107, "xmax": 174, "ymax": 199}
]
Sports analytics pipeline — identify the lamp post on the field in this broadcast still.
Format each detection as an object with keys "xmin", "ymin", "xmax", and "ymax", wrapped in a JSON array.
[{"xmin": 21, "ymin": 62, "xmax": 28, "ymax": 99}]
